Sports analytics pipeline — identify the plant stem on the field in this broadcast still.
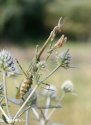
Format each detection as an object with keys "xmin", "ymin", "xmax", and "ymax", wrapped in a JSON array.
[
  {"xmin": 46, "ymin": 107, "xmax": 55, "ymax": 120},
  {"xmin": 0, "ymin": 106, "xmax": 10, "ymax": 122},
  {"xmin": 44, "ymin": 97, "xmax": 50, "ymax": 118},
  {"xmin": 37, "ymin": 18, "xmax": 62, "ymax": 61},
  {"xmin": 40, "ymin": 118, "xmax": 45, "ymax": 125},
  {"xmin": 3, "ymin": 72, "xmax": 10, "ymax": 117},
  {"xmin": 31, "ymin": 108, "xmax": 40, "ymax": 120},
  {"xmin": 47, "ymin": 92, "xmax": 65, "ymax": 120},
  {"xmin": 41, "ymin": 64, "xmax": 61, "ymax": 83},
  {"xmin": 13, "ymin": 84, "xmax": 39, "ymax": 121},
  {"xmin": 26, "ymin": 110, "xmax": 29, "ymax": 125}
]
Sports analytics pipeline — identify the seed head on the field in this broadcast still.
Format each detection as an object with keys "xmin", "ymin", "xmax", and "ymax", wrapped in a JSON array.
[
  {"xmin": 0, "ymin": 49, "xmax": 19, "ymax": 76},
  {"xmin": 42, "ymin": 85, "xmax": 57, "ymax": 99},
  {"xmin": 57, "ymin": 49, "xmax": 71, "ymax": 68},
  {"xmin": 61, "ymin": 80, "xmax": 74, "ymax": 93}
]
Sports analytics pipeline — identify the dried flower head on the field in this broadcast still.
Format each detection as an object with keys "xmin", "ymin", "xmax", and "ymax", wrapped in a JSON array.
[
  {"xmin": 42, "ymin": 85, "xmax": 57, "ymax": 99},
  {"xmin": 54, "ymin": 35, "xmax": 67, "ymax": 48},
  {"xmin": 0, "ymin": 49, "xmax": 19, "ymax": 76},
  {"xmin": 61, "ymin": 80, "xmax": 74, "ymax": 93},
  {"xmin": 57, "ymin": 49, "xmax": 71, "ymax": 68}
]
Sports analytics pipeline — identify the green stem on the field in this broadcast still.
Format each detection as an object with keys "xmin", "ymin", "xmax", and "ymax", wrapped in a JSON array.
[
  {"xmin": 31, "ymin": 108, "xmax": 40, "ymax": 120},
  {"xmin": 3, "ymin": 72, "xmax": 10, "ymax": 117},
  {"xmin": 0, "ymin": 106, "xmax": 10, "ymax": 122},
  {"xmin": 47, "ymin": 92, "xmax": 65, "ymax": 120},
  {"xmin": 13, "ymin": 84, "xmax": 39, "ymax": 121},
  {"xmin": 40, "ymin": 64, "xmax": 61, "ymax": 83}
]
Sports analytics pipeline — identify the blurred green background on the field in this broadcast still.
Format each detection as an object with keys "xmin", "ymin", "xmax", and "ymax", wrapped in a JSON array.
[
  {"xmin": 0, "ymin": 0, "xmax": 91, "ymax": 125},
  {"xmin": 0, "ymin": 0, "xmax": 91, "ymax": 45}
]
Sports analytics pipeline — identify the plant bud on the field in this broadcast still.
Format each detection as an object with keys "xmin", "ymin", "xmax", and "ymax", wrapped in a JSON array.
[
  {"xmin": 54, "ymin": 35, "xmax": 67, "ymax": 48},
  {"xmin": 42, "ymin": 85, "xmax": 57, "ymax": 99},
  {"xmin": 57, "ymin": 49, "xmax": 71, "ymax": 68},
  {"xmin": 61, "ymin": 80, "xmax": 74, "ymax": 93}
]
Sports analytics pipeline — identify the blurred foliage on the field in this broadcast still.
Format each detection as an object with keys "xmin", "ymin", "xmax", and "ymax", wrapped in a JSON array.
[
  {"xmin": 45, "ymin": 0, "xmax": 91, "ymax": 41},
  {"xmin": 0, "ymin": 0, "xmax": 91, "ymax": 44}
]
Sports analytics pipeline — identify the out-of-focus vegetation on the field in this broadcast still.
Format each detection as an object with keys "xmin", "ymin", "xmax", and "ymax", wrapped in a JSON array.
[
  {"xmin": 4, "ymin": 42, "xmax": 91, "ymax": 125},
  {"xmin": 0, "ymin": 0, "xmax": 91, "ymax": 45}
]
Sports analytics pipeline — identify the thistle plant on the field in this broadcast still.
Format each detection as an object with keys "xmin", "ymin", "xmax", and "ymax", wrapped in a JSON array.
[{"xmin": 0, "ymin": 18, "xmax": 76, "ymax": 125}]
